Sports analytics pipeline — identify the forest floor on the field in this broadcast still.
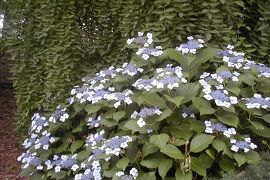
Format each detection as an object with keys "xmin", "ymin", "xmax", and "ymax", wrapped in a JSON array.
[{"xmin": 0, "ymin": 88, "xmax": 27, "ymax": 180}]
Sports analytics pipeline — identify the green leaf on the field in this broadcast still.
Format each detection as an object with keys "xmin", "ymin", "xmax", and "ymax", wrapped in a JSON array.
[
  {"xmin": 250, "ymin": 121, "xmax": 265, "ymax": 130},
  {"xmin": 150, "ymin": 134, "xmax": 170, "ymax": 148},
  {"xmin": 77, "ymin": 150, "xmax": 92, "ymax": 161},
  {"xmin": 139, "ymin": 93, "xmax": 167, "ymax": 108},
  {"xmin": 234, "ymin": 154, "xmax": 246, "ymax": 167},
  {"xmin": 164, "ymin": 95, "xmax": 185, "ymax": 107},
  {"xmin": 250, "ymin": 126, "xmax": 270, "ymax": 138},
  {"xmin": 190, "ymin": 134, "xmax": 215, "ymax": 153},
  {"xmin": 216, "ymin": 111, "xmax": 239, "ymax": 127},
  {"xmin": 261, "ymin": 114, "xmax": 270, "ymax": 123},
  {"xmin": 160, "ymin": 144, "xmax": 184, "ymax": 159},
  {"xmin": 140, "ymin": 159, "xmax": 161, "ymax": 168},
  {"xmin": 191, "ymin": 157, "xmax": 207, "ymax": 176},
  {"xmin": 116, "ymin": 157, "xmax": 130, "ymax": 170},
  {"xmin": 158, "ymin": 159, "xmax": 173, "ymax": 179},
  {"xmin": 138, "ymin": 172, "xmax": 156, "ymax": 180},
  {"xmin": 175, "ymin": 83, "xmax": 200, "ymax": 102},
  {"xmin": 156, "ymin": 108, "xmax": 172, "ymax": 121},
  {"xmin": 85, "ymin": 104, "xmax": 102, "ymax": 114},
  {"xmin": 70, "ymin": 140, "xmax": 84, "ymax": 153},
  {"xmin": 113, "ymin": 111, "xmax": 126, "ymax": 122},
  {"xmin": 175, "ymin": 170, "xmax": 192, "ymax": 180},
  {"xmin": 245, "ymin": 151, "xmax": 261, "ymax": 164},
  {"xmin": 142, "ymin": 142, "xmax": 159, "ymax": 157},
  {"xmin": 219, "ymin": 158, "xmax": 235, "ymax": 172},
  {"xmin": 19, "ymin": 166, "xmax": 36, "ymax": 177},
  {"xmin": 192, "ymin": 97, "xmax": 215, "ymax": 115},
  {"xmin": 212, "ymin": 139, "xmax": 225, "ymax": 152}
]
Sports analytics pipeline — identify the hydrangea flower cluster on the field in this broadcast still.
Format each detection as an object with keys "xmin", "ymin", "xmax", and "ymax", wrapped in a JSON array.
[
  {"xmin": 181, "ymin": 106, "xmax": 195, "ymax": 118},
  {"xmin": 30, "ymin": 113, "xmax": 49, "ymax": 133},
  {"xmin": 116, "ymin": 63, "xmax": 144, "ymax": 77},
  {"xmin": 45, "ymin": 154, "xmax": 79, "ymax": 172},
  {"xmin": 136, "ymin": 46, "xmax": 164, "ymax": 60},
  {"xmin": 219, "ymin": 45, "xmax": 245, "ymax": 69},
  {"xmin": 18, "ymin": 151, "xmax": 43, "ymax": 170},
  {"xmin": 175, "ymin": 36, "xmax": 205, "ymax": 54},
  {"xmin": 87, "ymin": 116, "xmax": 101, "ymax": 127},
  {"xmin": 199, "ymin": 72, "xmax": 238, "ymax": 108},
  {"xmin": 244, "ymin": 62, "xmax": 270, "ymax": 78},
  {"xmin": 131, "ymin": 107, "xmax": 162, "ymax": 127},
  {"xmin": 75, "ymin": 160, "xmax": 102, "ymax": 180},
  {"xmin": 133, "ymin": 65, "xmax": 187, "ymax": 91},
  {"xmin": 34, "ymin": 130, "xmax": 55, "ymax": 150},
  {"xmin": 243, "ymin": 94, "xmax": 270, "ymax": 109},
  {"xmin": 211, "ymin": 71, "xmax": 240, "ymax": 83},
  {"xmin": 116, "ymin": 167, "xmax": 139, "ymax": 180},
  {"xmin": 127, "ymin": 32, "xmax": 153, "ymax": 47},
  {"xmin": 48, "ymin": 108, "xmax": 69, "ymax": 123},
  {"xmin": 204, "ymin": 121, "xmax": 257, "ymax": 153},
  {"xmin": 230, "ymin": 138, "xmax": 257, "ymax": 153},
  {"xmin": 204, "ymin": 121, "xmax": 236, "ymax": 138}
]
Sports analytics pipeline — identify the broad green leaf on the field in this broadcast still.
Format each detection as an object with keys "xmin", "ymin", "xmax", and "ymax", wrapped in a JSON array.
[
  {"xmin": 170, "ymin": 127, "xmax": 193, "ymax": 140},
  {"xmin": 219, "ymin": 158, "xmax": 235, "ymax": 172},
  {"xmin": 150, "ymin": 134, "xmax": 170, "ymax": 148},
  {"xmin": 85, "ymin": 104, "xmax": 101, "ymax": 114},
  {"xmin": 245, "ymin": 151, "xmax": 261, "ymax": 164},
  {"xmin": 113, "ymin": 111, "xmax": 126, "ymax": 122},
  {"xmin": 190, "ymin": 134, "xmax": 215, "ymax": 153},
  {"xmin": 261, "ymin": 114, "xmax": 270, "ymax": 123},
  {"xmin": 70, "ymin": 140, "xmax": 84, "ymax": 153},
  {"xmin": 160, "ymin": 144, "xmax": 184, "ymax": 159},
  {"xmin": 156, "ymin": 108, "xmax": 172, "ymax": 121},
  {"xmin": 137, "ymin": 172, "xmax": 156, "ymax": 180},
  {"xmin": 158, "ymin": 159, "xmax": 173, "ymax": 179},
  {"xmin": 142, "ymin": 142, "xmax": 159, "ymax": 157},
  {"xmin": 77, "ymin": 150, "xmax": 92, "ymax": 161},
  {"xmin": 212, "ymin": 139, "xmax": 225, "ymax": 152},
  {"xmin": 164, "ymin": 95, "xmax": 185, "ymax": 107},
  {"xmin": 234, "ymin": 154, "xmax": 246, "ymax": 167},
  {"xmin": 250, "ymin": 121, "xmax": 265, "ymax": 130},
  {"xmin": 250, "ymin": 126, "xmax": 270, "ymax": 138},
  {"xmin": 216, "ymin": 111, "xmax": 239, "ymax": 127},
  {"xmin": 140, "ymin": 159, "xmax": 160, "ymax": 168},
  {"xmin": 139, "ymin": 93, "xmax": 167, "ymax": 108},
  {"xmin": 175, "ymin": 83, "xmax": 200, "ymax": 102},
  {"xmin": 116, "ymin": 157, "xmax": 130, "ymax": 170},
  {"xmin": 191, "ymin": 157, "xmax": 206, "ymax": 176},
  {"xmin": 192, "ymin": 97, "xmax": 215, "ymax": 115},
  {"xmin": 19, "ymin": 166, "xmax": 36, "ymax": 177},
  {"xmin": 175, "ymin": 170, "xmax": 192, "ymax": 180}
]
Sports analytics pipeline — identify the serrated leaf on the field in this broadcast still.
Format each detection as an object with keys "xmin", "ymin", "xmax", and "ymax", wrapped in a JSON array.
[
  {"xmin": 175, "ymin": 170, "xmax": 192, "ymax": 180},
  {"xmin": 140, "ymin": 159, "xmax": 161, "ymax": 168},
  {"xmin": 261, "ymin": 114, "xmax": 270, "ymax": 123},
  {"xmin": 85, "ymin": 104, "xmax": 101, "ymax": 114},
  {"xmin": 190, "ymin": 134, "xmax": 215, "ymax": 153},
  {"xmin": 156, "ymin": 108, "xmax": 172, "ymax": 121},
  {"xmin": 219, "ymin": 158, "xmax": 235, "ymax": 172},
  {"xmin": 113, "ymin": 111, "xmax": 126, "ymax": 121},
  {"xmin": 250, "ymin": 126, "xmax": 270, "ymax": 138},
  {"xmin": 158, "ymin": 159, "xmax": 173, "ymax": 179},
  {"xmin": 142, "ymin": 142, "xmax": 159, "ymax": 157},
  {"xmin": 250, "ymin": 121, "xmax": 265, "ymax": 130},
  {"xmin": 191, "ymin": 157, "xmax": 206, "ymax": 176},
  {"xmin": 217, "ymin": 111, "xmax": 239, "ymax": 127},
  {"xmin": 70, "ymin": 140, "xmax": 84, "ymax": 153},
  {"xmin": 116, "ymin": 157, "xmax": 130, "ymax": 170},
  {"xmin": 160, "ymin": 144, "xmax": 184, "ymax": 159},
  {"xmin": 192, "ymin": 97, "xmax": 215, "ymax": 115},
  {"xmin": 212, "ymin": 139, "xmax": 225, "ymax": 152},
  {"xmin": 150, "ymin": 134, "xmax": 169, "ymax": 148},
  {"xmin": 164, "ymin": 95, "xmax": 185, "ymax": 107},
  {"xmin": 245, "ymin": 151, "xmax": 261, "ymax": 164},
  {"xmin": 139, "ymin": 93, "xmax": 167, "ymax": 108},
  {"xmin": 234, "ymin": 154, "xmax": 246, "ymax": 167}
]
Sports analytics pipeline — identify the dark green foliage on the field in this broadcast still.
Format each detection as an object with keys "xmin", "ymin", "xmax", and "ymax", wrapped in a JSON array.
[
  {"xmin": 0, "ymin": 0, "xmax": 269, "ymax": 136},
  {"xmin": 207, "ymin": 151, "xmax": 270, "ymax": 179}
]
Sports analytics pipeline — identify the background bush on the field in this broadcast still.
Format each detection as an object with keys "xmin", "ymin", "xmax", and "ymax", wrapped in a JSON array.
[{"xmin": 0, "ymin": 0, "xmax": 269, "ymax": 136}]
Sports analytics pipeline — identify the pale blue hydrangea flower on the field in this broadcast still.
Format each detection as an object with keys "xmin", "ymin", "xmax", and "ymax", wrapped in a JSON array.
[
  {"xmin": 230, "ymin": 138, "xmax": 257, "ymax": 153},
  {"xmin": 244, "ymin": 94, "xmax": 270, "ymax": 109},
  {"xmin": 204, "ymin": 120, "xmax": 236, "ymax": 137},
  {"xmin": 175, "ymin": 36, "xmax": 205, "ymax": 54}
]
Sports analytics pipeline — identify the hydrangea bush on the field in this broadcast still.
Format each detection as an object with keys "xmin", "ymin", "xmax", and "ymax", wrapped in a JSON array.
[{"xmin": 18, "ymin": 32, "xmax": 270, "ymax": 179}]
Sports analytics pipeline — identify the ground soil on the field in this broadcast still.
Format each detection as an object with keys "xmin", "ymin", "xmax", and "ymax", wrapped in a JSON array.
[{"xmin": 0, "ymin": 89, "xmax": 27, "ymax": 180}]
